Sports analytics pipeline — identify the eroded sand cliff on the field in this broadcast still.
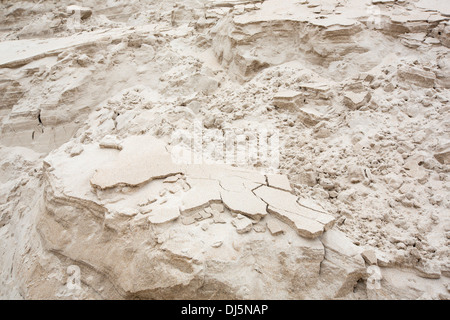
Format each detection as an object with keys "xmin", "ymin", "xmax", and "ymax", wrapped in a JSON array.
[{"xmin": 0, "ymin": 0, "xmax": 449, "ymax": 299}]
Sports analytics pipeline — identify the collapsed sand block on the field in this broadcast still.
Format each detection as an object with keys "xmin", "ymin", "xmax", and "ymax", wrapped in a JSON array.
[
  {"xmin": 297, "ymin": 106, "xmax": 328, "ymax": 126},
  {"xmin": 361, "ymin": 250, "xmax": 378, "ymax": 266},
  {"xmin": 266, "ymin": 173, "xmax": 292, "ymax": 192},
  {"xmin": 91, "ymin": 157, "xmax": 183, "ymax": 190},
  {"xmin": 147, "ymin": 207, "xmax": 180, "ymax": 224},
  {"xmin": 254, "ymin": 185, "xmax": 335, "ymax": 239},
  {"xmin": 398, "ymin": 66, "xmax": 436, "ymax": 88},
  {"xmin": 181, "ymin": 178, "xmax": 222, "ymax": 213},
  {"xmin": 99, "ymin": 135, "xmax": 123, "ymax": 150},
  {"xmin": 66, "ymin": 5, "xmax": 93, "ymax": 20},
  {"xmin": 434, "ymin": 143, "xmax": 450, "ymax": 165},
  {"xmin": 343, "ymin": 91, "xmax": 372, "ymax": 110},
  {"xmin": 231, "ymin": 214, "xmax": 253, "ymax": 233},
  {"xmin": 273, "ymin": 89, "xmax": 330, "ymax": 126},
  {"xmin": 273, "ymin": 83, "xmax": 332, "ymax": 110},
  {"xmin": 267, "ymin": 205, "xmax": 325, "ymax": 238},
  {"xmin": 2, "ymin": 0, "xmax": 449, "ymax": 300},
  {"xmin": 266, "ymin": 218, "xmax": 286, "ymax": 236},
  {"xmin": 221, "ymin": 189, "xmax": 268, "ymax": 221},
  {"xmin": 319, "ymin": 229, "xmax": 367, "ymax": 298},
  {"xmin": 0, "ymin": 80, "xmax": 24, "ymax": 110},
  {"xmin": 273, "ymin": 90, "xmax": 303, "ymax": 110}
]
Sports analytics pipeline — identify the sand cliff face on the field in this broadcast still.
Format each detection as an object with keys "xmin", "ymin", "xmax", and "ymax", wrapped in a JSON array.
[{"xmin": 0, "ymin": 0, "xmax": 449, "ymax": 300}]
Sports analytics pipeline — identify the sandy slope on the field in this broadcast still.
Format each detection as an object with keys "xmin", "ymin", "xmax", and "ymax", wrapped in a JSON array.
[{"xmin": 0, "ymin": 0, "xmax": 449, "ymax": 299}]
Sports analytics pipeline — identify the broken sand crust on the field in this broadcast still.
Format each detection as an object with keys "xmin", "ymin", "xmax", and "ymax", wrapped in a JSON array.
[
  {"xmin": 0, "ymin": 0, "xmax": 449, "ymax": 300},
  {"xmin": 76, "ymin": 134, "xmax": 333, "ymax": 237},
  {"xmin": 38, "ymin": 133, "xmax": 365, "ymax": 300},
  {"xmin": 90, "ymin": 136, "xmax": 183, "ymax": 190}
]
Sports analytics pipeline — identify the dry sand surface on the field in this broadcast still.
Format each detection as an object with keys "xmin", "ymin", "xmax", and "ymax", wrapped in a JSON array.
[{"xmin": 0, "ymin": 0, "xmax": 449, "ymax": 300}]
